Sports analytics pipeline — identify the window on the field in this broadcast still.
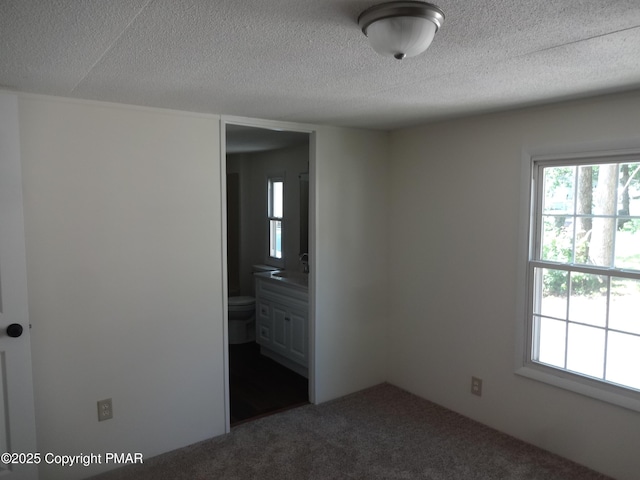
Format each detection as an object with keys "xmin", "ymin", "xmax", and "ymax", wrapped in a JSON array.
[
  {"xmin": 520, "ymin": 151, "xmax": 640, "ymax": 409},
  {"xmin": 268, "ymin": 176, "xmax": 284, "ymax": 260}
]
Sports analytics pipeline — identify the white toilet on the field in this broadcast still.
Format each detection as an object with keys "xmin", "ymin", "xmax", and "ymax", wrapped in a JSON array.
[
  {"xmin": 228, "ymin": 265, "xmax": 278, "ymax": 344},
  {"xmin": 228, "ymin": 296, "xmax": 256, "ymax": 344}
]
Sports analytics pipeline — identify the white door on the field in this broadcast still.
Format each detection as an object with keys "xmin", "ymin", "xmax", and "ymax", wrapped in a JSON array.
[{"xmin": 0, "ymin": 93, "xmax": 39, "ymax": 480}]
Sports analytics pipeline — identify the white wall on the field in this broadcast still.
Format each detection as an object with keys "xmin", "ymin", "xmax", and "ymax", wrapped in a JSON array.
[
  {"xmin": 19, "ymin": 96, "xmax": 226, "ymax": 479},
  {"xmin": 16, "ymin": 98, "xmax": 390, "ymax": 479},
  {"xmin": 388, "ymin": 90, "xmax": 640, "ymax": 480},
  {"xmin": 17, "ymin": 86, "xmax": 636, "ymax": 480},
  {"xmin": 313, "ymin": 126, "xmax": 390, "ymax": 403}
]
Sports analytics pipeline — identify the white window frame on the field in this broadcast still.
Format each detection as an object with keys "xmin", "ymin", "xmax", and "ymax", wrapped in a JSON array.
[
  {"xmin": 267, "ymin": 174, "xmax": 285, "ymax": 266},
  {"xmin": 516, "ymin": 145, "xmax": 640, "ymax": 412}
]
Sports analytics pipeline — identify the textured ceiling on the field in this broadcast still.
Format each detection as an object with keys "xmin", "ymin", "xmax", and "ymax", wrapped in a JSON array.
[{"xmin": 2, "ymin": 0, "xmax": 640, "ymax": 130}]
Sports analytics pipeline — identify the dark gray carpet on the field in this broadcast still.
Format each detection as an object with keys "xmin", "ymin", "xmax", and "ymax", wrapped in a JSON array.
[{"xmin": 91, "ymin": 383, "xmax": 610, "ymax": 480}]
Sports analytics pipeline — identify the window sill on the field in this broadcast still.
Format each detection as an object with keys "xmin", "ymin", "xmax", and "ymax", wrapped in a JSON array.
[
  {"xmin": 265, "ymin": 257, "xmax": 284, "ymax": 269},
  {"xmin": 516, "ymin": 362, "xmax": 640, "ymax": 413}
]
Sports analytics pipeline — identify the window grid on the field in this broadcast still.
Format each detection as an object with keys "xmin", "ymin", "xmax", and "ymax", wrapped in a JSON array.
[
  {"xmin": 529, "ymin": 158, "xmax": 640, "ymax": 393},
  {"xmin": 531, "ymin": 274, "xmax": 640, "ymax": 390},
  {"xmin": 268, "ymin": 177, "xmax": 284, "ymax": 260},
  {"xmin": 603, "ymin": 275, "xmax": 611, "ymax": 382}
]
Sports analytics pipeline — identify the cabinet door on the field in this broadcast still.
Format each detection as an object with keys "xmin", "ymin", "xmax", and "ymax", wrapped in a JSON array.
[
  {"xmin": 256, "ymin": 299, "xmax": 272, "ymax": 346},
  {"xmin": 271, "ymin": 303, "xmax": 289, "ymax": 356},
  {"xmin": 288, "ymin": 307, "xmax": 308, "ymax": 366}
]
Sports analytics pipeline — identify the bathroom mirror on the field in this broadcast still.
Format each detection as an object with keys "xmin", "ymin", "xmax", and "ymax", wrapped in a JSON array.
[{"xmin": 299, "ymin": 172, "xmax": 309, "ymax": 256}]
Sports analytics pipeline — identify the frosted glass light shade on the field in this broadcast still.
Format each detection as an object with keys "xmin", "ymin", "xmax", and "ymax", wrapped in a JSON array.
[
  {"xmin": 358, "ymin": 1, "xmax": 444, "ymax": 60},
  {"xmin": 366, "ymin": 16, "xmax": 437, "ymax": 59}
]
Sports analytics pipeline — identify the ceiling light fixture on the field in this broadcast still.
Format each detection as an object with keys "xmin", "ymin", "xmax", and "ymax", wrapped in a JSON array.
[{"xmin": 358, "ymin": 1, "xmax": 444, "ymax": 60}]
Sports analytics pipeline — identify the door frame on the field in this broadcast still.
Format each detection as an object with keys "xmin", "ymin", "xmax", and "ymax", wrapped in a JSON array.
[
  {"xmin": 0, "ymin": 92, "xmax": 39, "ymax": 479},
  {"xmin": 219, "ymin": 116, "xmax": 317, "ymax": 432}
]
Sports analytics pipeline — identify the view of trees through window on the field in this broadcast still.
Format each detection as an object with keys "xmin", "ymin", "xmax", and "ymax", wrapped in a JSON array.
[{"xmin": 531, "ymin": 161, "xmax": 640, "ymax": 391}]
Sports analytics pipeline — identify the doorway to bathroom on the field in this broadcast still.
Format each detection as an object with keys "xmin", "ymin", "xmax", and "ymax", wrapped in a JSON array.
[{"xmin": 224, "ymin": 121, "xmax": 313, "ymax": 426}]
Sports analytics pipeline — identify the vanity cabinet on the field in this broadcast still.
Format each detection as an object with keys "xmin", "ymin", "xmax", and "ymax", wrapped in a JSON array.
[{"xmin": 255, "ymin": 272, "xmax": 309, "ymax": 377}]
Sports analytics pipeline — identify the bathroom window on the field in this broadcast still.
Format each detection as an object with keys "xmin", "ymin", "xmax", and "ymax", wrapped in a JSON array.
[
  {"xmin": 268, "ymin": 176, "xmax": 284, "ymax": 260},
  {"xmin": 518, "ymin": 150, "xmax": 640, "ymax": 411}
]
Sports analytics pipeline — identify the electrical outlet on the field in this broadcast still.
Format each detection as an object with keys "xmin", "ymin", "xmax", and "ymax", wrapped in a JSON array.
[
  {"xmin": 471, "ymin": 377, "xmax": 483, "ymax": 397},
  {"xmin": 97, "ymin": 398, "xmax": 113, "ymax": 421}
]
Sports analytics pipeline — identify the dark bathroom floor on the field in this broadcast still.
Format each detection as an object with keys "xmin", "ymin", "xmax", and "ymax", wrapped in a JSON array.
[{"xmin": 229, "ymin": 341, "xmax": 309, "ymax": 426}]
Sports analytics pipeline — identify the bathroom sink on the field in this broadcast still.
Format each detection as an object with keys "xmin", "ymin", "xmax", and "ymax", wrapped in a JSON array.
[
  {"xmin": 272, "ymin": 271, "xmax": 297, "ymax": 279},
  {"xmin": 271, "ymin": 270, "xmax": 308, "ymax": 287}
]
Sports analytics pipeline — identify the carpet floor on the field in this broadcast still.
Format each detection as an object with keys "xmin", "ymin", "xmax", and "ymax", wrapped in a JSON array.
[{"xmin": 91, "ymin": 383, "xmax": 610, "ymax": 480}]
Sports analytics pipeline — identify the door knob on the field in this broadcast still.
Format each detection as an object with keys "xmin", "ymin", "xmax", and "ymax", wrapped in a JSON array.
[{"xmin": 6, "ymin": 324, "xmax": 23, "ymax": 338}]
